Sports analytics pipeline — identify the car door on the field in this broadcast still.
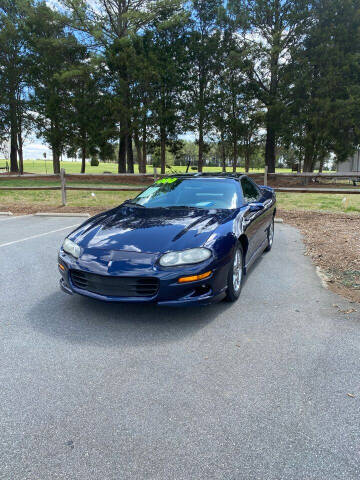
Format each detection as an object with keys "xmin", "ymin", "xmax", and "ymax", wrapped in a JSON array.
[
  {"xmin": 240, "ymin": 177, "xmax": 265, "ymax": 262},
  {"xmin": 247, "ymin": 177, "xmax": 272, "ymax": 245}
]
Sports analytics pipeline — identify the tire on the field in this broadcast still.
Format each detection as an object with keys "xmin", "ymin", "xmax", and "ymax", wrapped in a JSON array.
[
  {"xmin": 264, "ymin": 218, "xmax": 274, "ymax": 252},
  {"xmin": 225, "ymin": 243, "xmax": 244, "ymax": 302}
]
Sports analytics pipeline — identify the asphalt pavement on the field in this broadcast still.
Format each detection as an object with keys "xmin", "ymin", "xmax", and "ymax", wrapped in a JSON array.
[{"xmin": 0, "ymin": 214, "xmax": 359, "ymax": 480}]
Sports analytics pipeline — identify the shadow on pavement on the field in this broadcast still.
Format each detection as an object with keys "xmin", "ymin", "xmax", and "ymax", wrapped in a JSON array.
[{"xmin": 27, "ymin": 292, "xmax": 234, "ymax": 348}]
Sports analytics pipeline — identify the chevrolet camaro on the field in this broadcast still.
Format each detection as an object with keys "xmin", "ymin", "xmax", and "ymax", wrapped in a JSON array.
[{"xmin": 58, "ymin": 174, "xmax": 276, "ymax": 306}]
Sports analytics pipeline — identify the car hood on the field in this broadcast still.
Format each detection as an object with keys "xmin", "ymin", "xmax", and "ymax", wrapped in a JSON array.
[{"xmin": 69, "ymin": 206, "xmax": 233, "ymax": 254}]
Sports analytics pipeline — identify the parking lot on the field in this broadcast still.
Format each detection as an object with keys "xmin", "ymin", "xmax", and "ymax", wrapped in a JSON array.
[{"xmin": 1, "ymin": 214, "xmax": 360, "ymax": 479}]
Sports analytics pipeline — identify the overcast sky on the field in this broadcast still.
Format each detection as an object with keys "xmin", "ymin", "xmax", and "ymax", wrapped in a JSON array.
[{"xmin": 8, "ymin": 132, "xmax": 195, "ymax": 161}]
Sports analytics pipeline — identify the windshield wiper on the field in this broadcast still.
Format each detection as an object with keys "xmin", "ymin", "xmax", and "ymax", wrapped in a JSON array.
[
  {"xmin": 169, "ymin": 205, "xmax": 198, "ymax": 209},
  {"xmin": 124, "ymin": 200, "xmax": 146, "ymax": 208}
]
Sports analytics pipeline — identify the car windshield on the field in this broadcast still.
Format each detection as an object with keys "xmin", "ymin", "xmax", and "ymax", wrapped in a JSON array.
[{"xmin": 130, "ymin": 178, "xmax": 239, "ymax": 209}]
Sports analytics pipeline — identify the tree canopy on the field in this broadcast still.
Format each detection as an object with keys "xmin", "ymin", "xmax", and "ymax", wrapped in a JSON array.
[{"xmin": 1, "ymin": 0, "xmax": 359, "ymax": 173}]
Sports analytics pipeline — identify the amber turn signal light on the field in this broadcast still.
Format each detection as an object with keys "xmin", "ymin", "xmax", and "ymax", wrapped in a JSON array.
[
  {"xmin": 178, "ymin": 271, "xmax": 212, "ymax": 283},
  {"xmin": 58, "ymin": 263, "xmax": 65, "ymax": 271}
]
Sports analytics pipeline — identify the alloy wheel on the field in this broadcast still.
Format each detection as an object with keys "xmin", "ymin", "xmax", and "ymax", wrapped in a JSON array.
[{"xmin": 232, "ymin": 249, "xmax": 243, "ymax": 293}]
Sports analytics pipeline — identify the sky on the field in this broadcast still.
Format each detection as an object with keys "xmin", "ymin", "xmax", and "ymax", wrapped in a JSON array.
[
  {"xmin": 23, "ymin": 141, "xmax": 53, "ymax": 159},
  {"xmin": 5, "ymin": 134, "xmax": 195, "ymax": 161},
  {"xmin": 2, "ymin": 137, "xmax": 53, "ymax": 160}
]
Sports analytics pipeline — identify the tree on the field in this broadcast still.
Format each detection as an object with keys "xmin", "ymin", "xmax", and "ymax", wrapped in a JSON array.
[
  {"xmin": 237, "ymin": 0, "xmax": 311, "ymax": 172},
  {"xmin": 0, "ymin": 0, "xmax": 31, "ymax": 173},
  {"xmin": 129, "ymin": 32, "xmax": 156, "ymax": 173},
  {"xmin": 64, "ymin": 0, "xmax": 183, "ymax": 173},
  {"xmin": 27, "ymin": 3, "xmax": 85, "ymax": 173},
  {"xmin": 149, "ymin": 6, "xmax": 188, "ymax": 173},
  {"xmin": 284, "ymin": 0, "xmax": 360, "ymax": 172},
  {"xmin": 185, "ymin": 0, "xmax": 222, "ymax": 172},
  {"xmin": 61, "ymin": 57, "xmax": 115, "ymax": 173}
]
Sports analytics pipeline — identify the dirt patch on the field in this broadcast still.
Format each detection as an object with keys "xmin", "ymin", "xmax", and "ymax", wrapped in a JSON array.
[
  {"xmin": 0, "ymin": 204, "xmax": 104, "ymax": 217},
  {"xmin": 279, "ymin": 209, "xmax": 360, "ymax": 304}
]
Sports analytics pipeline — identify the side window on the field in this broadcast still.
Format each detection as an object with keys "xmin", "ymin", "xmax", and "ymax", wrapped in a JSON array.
[{"xmin": 241, "ymin": 178, "xmax": 260, "ymax": 203}]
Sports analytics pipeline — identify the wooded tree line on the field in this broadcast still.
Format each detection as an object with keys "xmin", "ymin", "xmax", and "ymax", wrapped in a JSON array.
[{"xmin": 1, "ymin": 0, "xmax": 360, "ymax": 174}]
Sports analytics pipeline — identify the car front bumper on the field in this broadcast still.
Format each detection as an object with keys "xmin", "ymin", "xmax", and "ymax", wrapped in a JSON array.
[{"xmin": 58, "ymin": 253, "xmax": 231, "ymax": 307}]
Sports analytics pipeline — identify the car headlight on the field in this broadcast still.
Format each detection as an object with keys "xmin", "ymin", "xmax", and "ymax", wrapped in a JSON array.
[
  {"xmin": 62, "ymin": 238, "xmax": 81, "ymax": 259},
  {"xmin": 159, "ymin": 248, "xmax": 212, "ymax": 266}
]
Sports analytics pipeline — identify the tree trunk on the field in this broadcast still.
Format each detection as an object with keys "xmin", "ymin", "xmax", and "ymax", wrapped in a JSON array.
[
  {"xmin": 318, "ymin": 157, "xmax": 324, "ymax": 173},
  {"xmin": 265, "ymin": 116, "xmax": 276, "ymax": 174},
  {"xmin": 198, "ymin": 122, "xmax": 204, "ymax": 173},
  {"xmin": 303, "ymin": 142, "xmax": 315, "ymax": 185},
  {"xmin": 303, "ymin": 143, "xmax": 315, "ymax": 172},
  {"xmin": 221, "ymin": 146, "xmax": 226, "ymax": 173},
  {"xmin": 17, "ymin": 129, "xmax": 23, "ymax": 175},
  {"xmin": 118, "ymin": 126, "xmax": 127, "ymax": 173},
  {"xmin": 140, "ymin": 121, "xmax": 147, "ymax": 174},
  {"xmin": 265, "ymin": 30, "xmax": 280, "ymax": 174},
  {"xmin": 53, "ymin": 149, "xmax": 60, "ymax": 174},
  {"xmin": 50, "ymin": 120, "xmax": 61, "ymax": 174},
  {"xmin": 9, "ymin": 97, "xmax": 18, "ymax": 173},
  {"xmin": 127, "ymin": 132, "xmax": 134, "ymax": 173},
  {"xmin": 134, "ymin": 129, "xmax": 143, "ymax": 173},
  {"xmin": 81, "ymin": 145, "xmax": 86, "ymax": 174},
  {"xmin": 232, "ymin": 135, "xmax": 238, "ymax": 173},
  {"xmin": 160, "ymin": 126, "xmax": 166, "ymax": 175},
  {"xmin": 245, "ymin": 148, "xmax": 250, "ymax": 173},
  {"xmin": 220, "ymin": 130, "xmax": 226, "ymax": 172}
]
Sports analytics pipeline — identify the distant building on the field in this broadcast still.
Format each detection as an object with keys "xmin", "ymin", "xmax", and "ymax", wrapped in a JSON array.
[{"xmin": 337, "ymin": 149, "xmax": 360, "ymax": 172}]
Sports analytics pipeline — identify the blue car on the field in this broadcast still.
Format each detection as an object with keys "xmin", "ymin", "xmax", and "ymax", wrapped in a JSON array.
[{"xmin": 58, "ymin": 174, "xmax": 276, "ymax": 306}]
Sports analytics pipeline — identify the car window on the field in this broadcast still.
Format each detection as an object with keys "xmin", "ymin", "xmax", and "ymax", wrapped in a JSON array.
[
  {"xmin": 241, "ymin": 178, "xmax": 260, "ymax": 203},
  {"xmin": 131, "ymin": 178, "xmax": 239, "ymax": 209}
]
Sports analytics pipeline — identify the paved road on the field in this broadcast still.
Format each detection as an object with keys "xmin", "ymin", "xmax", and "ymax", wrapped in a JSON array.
[{"xmin": 0, "ymin": 215, "xmax": 359, "ymax": 480}]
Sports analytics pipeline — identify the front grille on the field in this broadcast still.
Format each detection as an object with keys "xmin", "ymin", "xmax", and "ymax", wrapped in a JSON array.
[{"xmin": 70, "ymin": 270, "xmax": 159, "ymax": 297}]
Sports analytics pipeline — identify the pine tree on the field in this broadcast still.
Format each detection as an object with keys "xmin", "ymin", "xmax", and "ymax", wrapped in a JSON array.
[
  {"xmin": 284, "ymin": 0, "xmax": 360, "ymax": 172},
  {"xmin": 27, "ymin": 3, "xmax": 85, "ymax": 173},
  {"xmin": 149, "ymin": 6, "xmax": 188, "ymax": 174},
  {"xmin": 237, "ymin": 0, "xmax": 311, "ymax": 172},
  {"xmin": 185, "ymin": 0, "xmax": 222, "ymax": 172},
  {"xmin": 61, "ymin": 57, "xmax": 115, "ymax": 173},
  {"xmin": 64, "ymin": 0, "xmax": 184, "ymax": 173},
  {"xmin": 0, "ymin": 0, "xmax": 31, "ymax": 173}
]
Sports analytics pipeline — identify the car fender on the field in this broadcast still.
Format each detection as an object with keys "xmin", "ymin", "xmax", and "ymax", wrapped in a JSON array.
[{"xmin": 203, "ymin": 216, "xmax": 240, "ymax": 267}]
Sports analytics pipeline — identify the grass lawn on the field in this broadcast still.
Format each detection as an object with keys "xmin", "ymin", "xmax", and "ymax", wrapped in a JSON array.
[
  {"xmin": 0, "ymin": 179, "xmax": 139, "ymax": 208},
  {"xmin": 0, "ymin": 178, "xmax": 359, "ymax": 213},
  {"xmin": 1, "ymin": 159, "xmax": 295, "ymax": 175},
  {"xmin": 277, "ymin": 192, "xmax": 360, "ymax": 214}
]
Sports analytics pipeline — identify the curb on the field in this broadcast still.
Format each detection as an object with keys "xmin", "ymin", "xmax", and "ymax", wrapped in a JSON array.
[
  {"xmin": 0, "ymin": 211, "xmax": 13, "ymax": 216},
  {"xmin": 34, "ymin": 212, "xmax": 90, "ymax": 218},
  {"xmin": 316, "ymin": 266, "xmax": 330, "ymax": 290},
  {"xmin": 275, "ymin": 218, "xmax": 284, "ymax": 224}
]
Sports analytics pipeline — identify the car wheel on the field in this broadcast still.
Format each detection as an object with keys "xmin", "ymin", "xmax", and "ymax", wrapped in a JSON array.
[
  {"xmin": 225, "ymin": 243, "xmax": 244, "ymax": 302},
  {"xmin": 264, "ymin": 218, "xmax": 274, "ymax": 252}
]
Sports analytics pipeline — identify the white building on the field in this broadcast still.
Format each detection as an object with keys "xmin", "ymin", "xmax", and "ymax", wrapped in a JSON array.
[{"xmin": 337, "ymin": 149, "xmax": 360, "ymax": 172}]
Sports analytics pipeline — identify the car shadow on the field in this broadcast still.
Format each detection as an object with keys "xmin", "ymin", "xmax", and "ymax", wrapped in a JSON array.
[{"xmin": 27, "ymin": 292, "xmax": 234, "ymax": 348}]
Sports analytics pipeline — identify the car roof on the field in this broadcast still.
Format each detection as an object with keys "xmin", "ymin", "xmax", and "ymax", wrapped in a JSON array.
[{"xmin": 166, "ymin": 173, "xmax": 248, "ymax": 181}]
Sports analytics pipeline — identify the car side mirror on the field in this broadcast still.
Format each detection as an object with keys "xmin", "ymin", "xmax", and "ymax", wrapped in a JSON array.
[{"xmin": 248, "ymin": 202, "xmax": 264, "ymax": 212}]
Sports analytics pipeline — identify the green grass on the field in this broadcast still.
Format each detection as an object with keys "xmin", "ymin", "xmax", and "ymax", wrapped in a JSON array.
[
  {"xmin": 0, "ymin": 178, "xmax": 359, "ymax": 213},
  {"xmin": 0, "ymin": 178, "xmax": 140, "ymax": 187},
  {"xmin": 0, "ymin": 182, "xmax": 137, "ymax": 208},
  {"xmin": 2, "ymin": 159, "xmax": 294, "ymax": 175},
  {"xmin": 277, "ymin": 193, "xmax": 360, "ymax": 214}
]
